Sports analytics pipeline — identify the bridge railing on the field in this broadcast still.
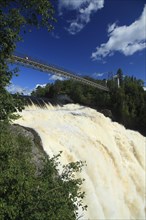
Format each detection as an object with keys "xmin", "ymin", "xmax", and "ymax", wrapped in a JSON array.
[
  {"xmin": 11, "ymin": 53, "xmax": 109, "ymax": 92},
  {"xmin": 14, "ymin": 51, "xmax": 79, "ymax": 77}
]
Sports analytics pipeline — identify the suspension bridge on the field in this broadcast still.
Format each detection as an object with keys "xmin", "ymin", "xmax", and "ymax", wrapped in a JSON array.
[{"xmin": 10, "ymin": 53, "xmax": 109, "ymax": 92}]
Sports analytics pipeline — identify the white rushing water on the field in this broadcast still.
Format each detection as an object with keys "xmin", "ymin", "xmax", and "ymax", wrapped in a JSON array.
[{"xmin": 15, "ymin": 103, "xmax": 146, "ymax": 220}]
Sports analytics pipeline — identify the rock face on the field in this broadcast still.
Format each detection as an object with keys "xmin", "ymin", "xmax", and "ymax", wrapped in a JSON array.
[
  {"xmin": 11, "ymin": 124, "xmax": 45, "ymax": 172},
  {"xmin": 15, "ymin": 104, "xmax": 146, "ymax": 220},
  {"xmin": 55, "ymin": 94, "xmax": 73, "ymax": 104},
  {"xmin": 100, "ymin": 109, "xmax": 113, "ymax": 119}
]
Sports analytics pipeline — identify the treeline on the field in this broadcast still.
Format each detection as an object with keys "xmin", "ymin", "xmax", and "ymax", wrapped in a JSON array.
[{"xmin": 31, "ymin": 69, "xmax": 146, "ymax": 136}]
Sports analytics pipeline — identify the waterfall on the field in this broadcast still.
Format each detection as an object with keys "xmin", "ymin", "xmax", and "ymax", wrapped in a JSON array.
[{"xmin": 15, "ymin": 104, "xmax": 145, "ymax": 220}]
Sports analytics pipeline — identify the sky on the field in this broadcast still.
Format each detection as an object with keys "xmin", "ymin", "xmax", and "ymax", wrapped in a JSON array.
[{"xmin": 8, "ymin": 0, "xmax": 146, "ymax": 95}]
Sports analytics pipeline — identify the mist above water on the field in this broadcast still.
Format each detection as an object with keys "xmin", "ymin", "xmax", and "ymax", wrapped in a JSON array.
[{"xmin": 16, "ymin": 104, "xmax": 145, "ymax": 220}]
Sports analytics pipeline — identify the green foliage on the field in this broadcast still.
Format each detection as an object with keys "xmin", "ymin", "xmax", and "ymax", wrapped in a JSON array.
[
  {"xmin": 116, "ymin": 68, "xmax": 123, "ymax": 87},
  {"xmin": 31, "ymin": 85, "xmax": 51, "ymax": 98},
  {"xmin": 108, "ymin": 75, "xmax": 146, "ymax": 134},
  {"xmin": 0, "ymin": 88, "xmax": 25, "ymax": 121},
  {"xmin": 31, "ymin": 73, "xmax": 146, "ymax": 135},
  {"xmin": 0, "ymin": 0, "xmax": 56, "ymax": 121},
  {"xmin": 0, "ymin": 2, "xmax": 87, "ymax": 219},
  {"xmin": 0, "ymin": 123, "xmax": 87, "ymax": 219}
]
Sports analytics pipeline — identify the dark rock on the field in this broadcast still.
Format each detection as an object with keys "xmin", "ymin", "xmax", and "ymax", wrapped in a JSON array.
[
  {"xmin": 10, "ymin": 124, "xmax": 46, "ymax": 174},
  {"xmin": 100, "ymin": 109, "xmax": 113, "ymax": 119},
  {"xmin": 55, "ymin": 94, "xmax": 73, "ymax": 104}
]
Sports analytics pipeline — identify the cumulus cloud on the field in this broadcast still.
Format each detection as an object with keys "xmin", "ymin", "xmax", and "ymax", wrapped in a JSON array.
[
  {"xmin": 59, "ymin": 0, "xmax": 104, "ymax": 34},
  {"xmin": 91, "ymin": 4, "xmax": 146, "ymax": 60},
  {"xmin": 48, "ymin": 74, "xmax": 65, "ymax": 81},
  {"xmin": 6, "ymin": 84, "xmax": 32, "ymax": 95},
  {"xmin": 59, "ymin": 0, "xmax": 85, "ymax": 11}
]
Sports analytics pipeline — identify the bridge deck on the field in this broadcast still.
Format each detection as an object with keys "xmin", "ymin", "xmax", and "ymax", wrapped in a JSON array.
[{"xmin": 11, "ymin": 55, "xmax": 109, "ymax": 92}]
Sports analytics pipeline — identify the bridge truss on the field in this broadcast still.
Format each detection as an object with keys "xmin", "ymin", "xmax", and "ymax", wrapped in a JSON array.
[{"xmin": 11, "ymin": 54, "xmax": 109, "ymax": 92}]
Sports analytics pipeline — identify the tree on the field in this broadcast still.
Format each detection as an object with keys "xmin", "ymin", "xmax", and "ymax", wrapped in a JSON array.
[
  {"xmin": 0, "ymin": 0, "xmax": 56, "ymax": 121},
  {"xmin": 117, "ymin": 68, "xmax": 123, "ymax": 87},
  {"xmin": 31, "ymin": 75, "xmax": 146, "ymax": 135},
  {"xmin": 31, "ymin": 85, "xmax": 51, "ymax": 98},
  {"xmin": 0, "ymin": 123, "xmax": 87, "ymax": 219},
  {"xmin": 0, "ymin": 3, "xmax": 88, "ymax": 219}
]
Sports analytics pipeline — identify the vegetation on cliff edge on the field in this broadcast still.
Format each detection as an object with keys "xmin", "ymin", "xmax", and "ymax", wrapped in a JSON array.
[
  {"xmin": 31, "ymin": 71, "xmax": 146, "ymax": 136},
  {"xmin": 0, "ymin": 123, "xmax": 87, "ymax": 219}
]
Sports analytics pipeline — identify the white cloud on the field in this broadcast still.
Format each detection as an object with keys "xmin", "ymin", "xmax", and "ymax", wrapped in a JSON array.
[
  {"xmin": 91, "ymin": 72, "xmax": 105, "ymax": 78},
  {"xmin": 59, "ymin": 0, "xmax": 104, "ymax": 34},
  {"xmin": 107, "ymin": 22, "xmax": 117, "ymax": 33},
  {"xmin": 65, "ymin": 22, "xmax": 84, "ymax": 35},
  {"xmin": 6, "ymin": 84, "xmax": 32, "ymax": 95},
  {"xmin": 95, "ymin": 73, "xmax": 104, "ymax": 77},
  {"xmin": 59, "ymin": 0, "xmax": 84, "ymax": 11},
  {"xmin": 91, "ymin": 4, "xmax": 146, "ymax": 60},
  {"xmin": 35, "ymin": 84, "xmax": 46, "ymax": 88},
  {"xmin": 48, "ymin": 74, "xmax": 65, "ymax": 81}
]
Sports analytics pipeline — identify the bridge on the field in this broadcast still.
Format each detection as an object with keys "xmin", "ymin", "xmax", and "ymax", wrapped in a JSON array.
[{"xmin": 10, "ymin": 54, "xmax": 109, "ymax": 92}]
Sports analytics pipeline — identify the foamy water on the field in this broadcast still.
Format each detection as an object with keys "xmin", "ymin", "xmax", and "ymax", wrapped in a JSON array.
[{"xmin": 15, "ymin": 104, "xmax": 146, "ymax": 220}]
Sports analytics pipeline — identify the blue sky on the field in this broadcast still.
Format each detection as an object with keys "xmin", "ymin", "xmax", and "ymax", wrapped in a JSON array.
[{"xmin": 8, "ymin": 0, "xmax": 146, "ymax": 94}]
